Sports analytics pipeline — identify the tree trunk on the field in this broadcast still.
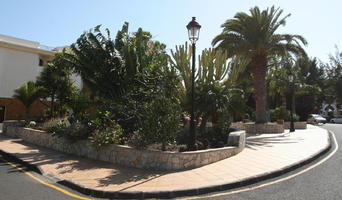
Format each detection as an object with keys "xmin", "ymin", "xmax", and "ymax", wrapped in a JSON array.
[
  {"xmin": 50, "ymin": 95, "xmax": 55, "ymax": 118},
  {"xmin": 252, "ymin": 55, "xmax": 267, "ymax": 124},
  {"xmin": 25, "ymin": 108, "xmax": 30, "ymax": 124}
]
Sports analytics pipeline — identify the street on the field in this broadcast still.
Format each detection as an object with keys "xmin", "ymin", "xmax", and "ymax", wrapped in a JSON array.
[
  {"xmin": 190, "ymin": 124, "xmax": 342, "ymax": 200},
  {"xmin": 0, "ymin": 155, "xmax": 88, "ymax": 200}
]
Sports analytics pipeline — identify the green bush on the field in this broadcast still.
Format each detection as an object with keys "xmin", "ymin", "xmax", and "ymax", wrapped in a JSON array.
[
  {"xmin": 62, "ymin": 122, "xmax": 90, "ymax": 141},
  {"xmin": 50, "ymin": 120, "xmax": 68, "ymax": 135},
  {"xmin": 270, "ymin": 106, "xmax": 290, "ymax": 122},
  {"xmin": 138, "ymin": 96, "xmax": 181, "ymax": 151},
  {"xmin": 89, "ymin": 122, "xmax": 123, "ymax": 147},
  {"xmin": 88, "ymin": 111, "xmax": 123, "ymax": 147},
  {"xmin": 270, "ymin": 106, "xmax": 299, "ymax": 122}
]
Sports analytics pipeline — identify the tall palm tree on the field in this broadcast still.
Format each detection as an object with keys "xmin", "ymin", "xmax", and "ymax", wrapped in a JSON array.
[
  {"xmin": 212, "ymin": 6, "xmax": 307, "ymax": 123},
  {"xmin": 13, "ymin": 81, "xmax": 41, "ymax": 123}
]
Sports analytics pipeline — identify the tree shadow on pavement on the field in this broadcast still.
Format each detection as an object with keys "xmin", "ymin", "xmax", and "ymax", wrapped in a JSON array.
[
  {"xmin": 2, "ymin": 138, "xmax": 167, "ymax": 188},
  {"xmin": 246, "ymin": 134, "xmax": 304, "ymax": 150},
  {"xmin": 53, "ymin": 157, "xmax": 167, "ymax": 188}
]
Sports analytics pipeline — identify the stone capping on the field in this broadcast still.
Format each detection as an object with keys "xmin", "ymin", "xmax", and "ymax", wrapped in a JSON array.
[
  {"xmin": 1, "ymin": 122, "xmax": 246, "ymax": 171},
  {"xmin": 231, "ymin": 121, "xmax": 307, "ymax": 134}
]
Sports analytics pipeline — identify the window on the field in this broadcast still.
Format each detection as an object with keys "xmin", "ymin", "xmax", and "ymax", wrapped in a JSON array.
[
  {"xmin": 39, "ymin": 58, "xmax": 44, "ymax": 66},
  {"xmin": 0, "ymin": 106, "xmax": 5, "ymax": 122}
]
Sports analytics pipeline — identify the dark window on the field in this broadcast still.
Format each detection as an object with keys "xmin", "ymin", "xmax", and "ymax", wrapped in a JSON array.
[
  {"xmin": 39, "ymin": 59, "xmax": 44, "ymax": 66},
  {"xmin": 0, "ymin": 106, "xmax": 5, "ymax": 122}
]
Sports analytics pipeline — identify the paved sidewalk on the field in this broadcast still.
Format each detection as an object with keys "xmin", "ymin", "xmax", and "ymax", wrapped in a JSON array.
[{"xmin": 0, "ymin": 125, "xmax": 330, "ymax": 198}]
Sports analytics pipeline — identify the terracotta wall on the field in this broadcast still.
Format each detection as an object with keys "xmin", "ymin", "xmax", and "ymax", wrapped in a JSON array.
[{"xmin": 0, "ymin": 97, "xmax": 49, "ymax": 120}]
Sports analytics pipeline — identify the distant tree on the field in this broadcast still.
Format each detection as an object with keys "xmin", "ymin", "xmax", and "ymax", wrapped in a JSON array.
[
  {"xmin": 267, "ymin": 56, "xmax": 323, "ymax": 120},
  {"xmin": 36, "ymin": 51, "xmax": 75, "ymax": 118},
  {"xmin": 212, "ymin": 6, "xmax": 307, "ymax": 123},
  {"xmin": 13, "ymin": 81, "xmax": 41, "ymax": 123},
  {"xmin": 326, "ymin": 47, "xmax": 342, "ymax": 104}
]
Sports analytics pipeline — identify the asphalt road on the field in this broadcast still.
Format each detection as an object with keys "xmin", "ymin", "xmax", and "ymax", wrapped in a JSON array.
[
  {"xmin": 0, "ymin": 155, "xmax": 88, "ymax": 200},
  {"xmin": 192, "ymin": 124, "xmax": 342, "ymax": 200}
]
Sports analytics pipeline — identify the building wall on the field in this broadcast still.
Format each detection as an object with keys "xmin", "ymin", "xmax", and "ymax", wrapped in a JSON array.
[
  {"xmin": 0, "ymin": 98, "xmax": 48, "ymax": 120},
  {"xmin": 0, "ymin": 34, "xmax": 39, "ymax": 49},
  {"xmin": 0, "ymin": 47, "xmax": 41, "ymax": 98},
  {"xmin": 0, "ymin": 34, "xmax": 85, "ymax": 121}
]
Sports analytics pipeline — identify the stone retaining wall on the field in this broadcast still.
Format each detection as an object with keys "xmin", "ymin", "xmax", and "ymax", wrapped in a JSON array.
[
  {"xmin": 2, "ymin": 124, "xmax": 245, "ymax": 171},
  {"xmin": 230, "ymin": 122, "xmax": 245, "ymax": 130},
  {"xmin": 244, "ymin": 123, "xmax": 284, "ymax": 134},
  {"xmin": 231, "ymin": 121, "xmax": 307, "ymax": 134},
  {"xmin": 231, "ymin": 122, "xmax": 284, "ymax": 134},
  {"xmin": 284, "ymin": 122, "xmax": 307, "ymax": 129}
]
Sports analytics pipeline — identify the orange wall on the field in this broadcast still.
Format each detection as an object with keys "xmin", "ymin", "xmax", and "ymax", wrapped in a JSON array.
[{"xmin": 0, "ymin": 97, "xmax": 49, "ymax": 120}]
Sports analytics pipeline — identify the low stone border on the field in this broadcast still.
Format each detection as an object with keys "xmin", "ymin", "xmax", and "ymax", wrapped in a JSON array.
[
  {"xmin": 231, "ymin": 121, "xmax": 307, "ymax": 134},
  {"xmin": 284, "ymin": 122, "xmax": 307, "ymax": 129},
  {"xmin": 244, "ymin": 123, "xmax": 284, "ymax": 134},
  {"xmin": 2, "ymin": 123, "xmax": 245, "ymax": 171},
  {"xmin": 231, "ymin": 122, "xmax": 284, "ymax": 134}
]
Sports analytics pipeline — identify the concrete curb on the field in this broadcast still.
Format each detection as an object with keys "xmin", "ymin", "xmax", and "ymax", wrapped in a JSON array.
[{"xmin": 0, "ymin": 131, "xmax": 332, "ymax": 199}]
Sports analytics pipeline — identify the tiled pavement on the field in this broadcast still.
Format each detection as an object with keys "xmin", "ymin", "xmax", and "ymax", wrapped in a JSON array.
[{"xmin": 0, "ymin": 125, "xmax": 330, "ymax": 197}]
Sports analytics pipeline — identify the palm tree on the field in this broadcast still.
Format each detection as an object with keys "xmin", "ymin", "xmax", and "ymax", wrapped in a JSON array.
[
  {"xmin": 13, "ymin": 81, "xmax": 41, "ymax": 123},
  {"xmin": 212, "ymin": 6, "xmax": 307, "ymax": 123}
]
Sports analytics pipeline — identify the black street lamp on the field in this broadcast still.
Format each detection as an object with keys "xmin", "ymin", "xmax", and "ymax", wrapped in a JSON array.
[
  {"xmin": 187, "ymin": 17, "xmax": 201, "ymax": 150},
  {"xmin": 289, "ymin": 72, "xmax": 295, "ymax": 132}
]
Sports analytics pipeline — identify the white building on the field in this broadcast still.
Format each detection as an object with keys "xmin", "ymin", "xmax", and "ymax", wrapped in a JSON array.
[
  {"xmin": 0, "ymin": 34, "xmax": 84, "ymax": 122},
  {"xmin": 0, "ymin": 34, "xmax": 56, "ymax": 121}
]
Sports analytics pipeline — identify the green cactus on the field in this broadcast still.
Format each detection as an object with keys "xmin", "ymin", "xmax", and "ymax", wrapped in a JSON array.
[
  {"xmin": 198, "ymin": 48, "xmax": 229, "ymax": 83},
  {"xmin": 170, "ymin": 43, "xmax": 249, "ymax": 114},
  {"xmin": 170, "ymin": 42, "xmax": 192, "ymax": 92}
]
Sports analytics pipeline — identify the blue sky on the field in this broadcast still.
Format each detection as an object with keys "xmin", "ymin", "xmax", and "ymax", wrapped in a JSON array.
[{"xmin": 1, "ymin": 0, "xmax": 341, "ymax": 63}]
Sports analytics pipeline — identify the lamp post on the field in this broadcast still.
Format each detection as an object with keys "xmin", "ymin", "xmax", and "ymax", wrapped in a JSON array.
[
  {"xmin": 289, "ymin": 72, "xmax": 295, "ymax": 132},
  {"xmin": 187, "ymin": 17, "xmax": 201, "ymax": 150}
]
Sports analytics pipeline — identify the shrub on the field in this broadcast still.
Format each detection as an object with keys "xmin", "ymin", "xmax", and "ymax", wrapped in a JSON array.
[
  {"xmin": 42, "ymin": 118, "xmax": 70, "ymax": 133},
  {"xmin": 89, "ymin": 122, "xmax": 123, "ymax": 147},
  {"xmin": 270, "ymin": 106, "xmax": 290, "ymax": 122},
  {"xmin": 270, "ymin": 106, "xmax": 300, "ymax": 122},
  {"xmin": 127, "ymin": 131, "xmax": 145, "ymax": 149},
  {"xmin": 138, "ymin": 96, "xmax": 181, "ymax": 151},
  {"xmin": 50, "ymin": 120, "xmax": 68, "ymax": 136},
  {"xmin": 62, "ymin": 122, "xmax": 90, "ymax": 141},
  {"xmin": 88, "ymin": 111, "xmax": 123, "ymax": 147}
]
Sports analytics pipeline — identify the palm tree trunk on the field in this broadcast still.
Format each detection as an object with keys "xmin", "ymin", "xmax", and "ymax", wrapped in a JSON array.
[
  {"xmin": 252, "ymin": 55, "xmax": 267, "ymax": 124},
  {"xmin": 50, "ymin": 95, "xmax": 55, "ymax": 118},
  {"xmin": 25, "ymin": 108, "xmax": 30, "ymax": 124}
]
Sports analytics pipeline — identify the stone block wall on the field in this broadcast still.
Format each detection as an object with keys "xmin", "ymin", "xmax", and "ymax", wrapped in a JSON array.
[
  {"xmin": 231, "ymin": 121, "xmax": 307, "ymax": 134},
  {"xmin": 284, "ymin": 122, "xmax": 307, "ymax": 129},
  {"xmin": 244, "ymin": 123, "xmax": 284, "ymax": 134},
  {"xmin": 230, "ymin": 122, "xmax": 284, "ymax": 134},
  {"xmin": 2, "ymin": 124, "xmax": 246, "ymax": 171},
  {"xmin": 230, "ymin": 122, "xmax": 245, "ymax": 130}
]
